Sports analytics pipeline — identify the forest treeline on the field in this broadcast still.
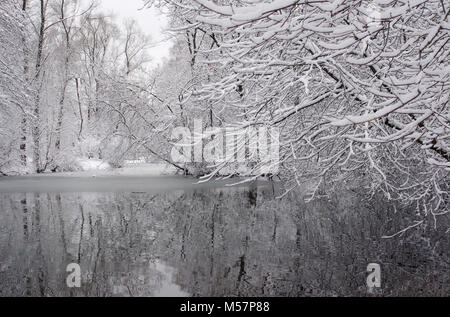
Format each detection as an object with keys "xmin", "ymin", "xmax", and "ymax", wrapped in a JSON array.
[{"xmin": 0, "ymin": 0, "xmax": 183, "ymax": 175}]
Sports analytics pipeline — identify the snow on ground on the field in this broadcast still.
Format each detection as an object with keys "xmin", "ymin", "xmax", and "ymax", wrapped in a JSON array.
[
  {"xmin": 77, "ymin": 159, "xmax": 112, "ymax": 171},
  {"xmin": 60, "ymin": 161, "xmax": 178, "ymax": 178}
]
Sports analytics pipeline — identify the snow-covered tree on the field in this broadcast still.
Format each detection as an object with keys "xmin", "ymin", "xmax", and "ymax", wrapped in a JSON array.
[
  {"xmin": 150, "ymin": 0, "xmax": 449, "ymax": 222},
  {"xmin": 1, "ymin": 0, "xmax": 177, "ymax": 173},
  {"xmin": 0, "ymin": 0, "xmax": 31, "ymax": 174}
]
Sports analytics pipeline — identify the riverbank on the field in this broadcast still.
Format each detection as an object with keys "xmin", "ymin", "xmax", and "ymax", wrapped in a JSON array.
[{"xmin": 0, "ymin": 169, "xmax": 272, "ymax": 194}]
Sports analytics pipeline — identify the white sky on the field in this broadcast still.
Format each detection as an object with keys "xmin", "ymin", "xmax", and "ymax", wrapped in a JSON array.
[{"xmin": 96, "ymin": 0, "xmax": 172, "ymax": 68}]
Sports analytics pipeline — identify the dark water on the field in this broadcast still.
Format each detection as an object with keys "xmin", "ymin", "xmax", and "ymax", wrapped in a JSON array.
[{"xmin": 0, "ymin": 176, "xmax": 448, "ymax": 296}]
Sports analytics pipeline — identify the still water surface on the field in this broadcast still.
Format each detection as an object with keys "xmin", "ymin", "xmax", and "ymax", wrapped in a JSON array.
[{"xmin": 0, "ymin": 175, "xmax": 448, "ymax": 296}]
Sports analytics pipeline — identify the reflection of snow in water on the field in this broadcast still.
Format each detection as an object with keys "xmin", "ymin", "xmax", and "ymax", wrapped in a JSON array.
[
  {"xmin": 0, "ymin": 183, "xmax": 446, "ymax": 297},
  {"xmin": 153, "ymin": 261, "xmax": 189, "ymax": 297},
  {"xmin": 110, "ymin": 260, "xmax": 189, "ymax": 297}
]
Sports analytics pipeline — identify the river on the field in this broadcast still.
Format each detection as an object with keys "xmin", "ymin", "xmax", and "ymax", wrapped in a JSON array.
[{"xmin": 0, "ymin": 175, "xmax": 447, "ymax": 296}]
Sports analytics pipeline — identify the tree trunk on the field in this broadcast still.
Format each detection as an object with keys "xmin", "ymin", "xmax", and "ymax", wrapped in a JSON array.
[
  {"xmin": 20, "ymin": 117, "xmax": 27, "ymax": 167},
  {"xmin": 20, "ymin": 0, "xmax": 28, "ymax": 169},
  {"xmin": 75, "ymin": 78, "xmax": 84, "ymax": 140},
  {"xmin": 55, "ymin": 1, "xmax": 70, "ymax": 151},
  {"xmin": 55, "ymin": 80, "xmax": 68, "ymax": 151},
  {"xmin": 32, "ymin": 0, "xmax": 46, "ymax": 173}
]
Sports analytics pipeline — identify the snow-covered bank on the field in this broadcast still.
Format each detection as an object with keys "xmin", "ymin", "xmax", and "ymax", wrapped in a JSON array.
[
  {"xmin": 43, "ymin": 162, "xmax": 178, "ymax": 178},
  {"xmin": 76, "ymin": 159, "xmax": 111, "ymax": 171},
  {"xmin": 0, "ymin": 160, "xmax": 277, "ymax": 194},
  {"xmin": 50, "ymin": 159, "xmax": 277, "ymax": 180}
]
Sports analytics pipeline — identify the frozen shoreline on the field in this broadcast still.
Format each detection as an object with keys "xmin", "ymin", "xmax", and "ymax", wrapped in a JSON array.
[
  {"xmin": 44, "ymin": 162, "xmax": 179, "ymax": 178},
  {"xmin": 0, "ymin": 164, "xmax": 270, "ymax": 193}
]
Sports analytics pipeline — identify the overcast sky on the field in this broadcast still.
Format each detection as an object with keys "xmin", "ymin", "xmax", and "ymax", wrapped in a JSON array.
[{"xmin": 97, "ymin": 0, "xmax": 172, "ymax": 68}]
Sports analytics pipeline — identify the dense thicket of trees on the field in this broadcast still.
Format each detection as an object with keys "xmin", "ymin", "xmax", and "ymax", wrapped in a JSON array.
[
  {"xmin": 0, "ymin": 0, "xmax": 175, "ymax": 174},
  {"xmin": 0, "ymin": 0, "xmax": 30, "ymax": 174}
]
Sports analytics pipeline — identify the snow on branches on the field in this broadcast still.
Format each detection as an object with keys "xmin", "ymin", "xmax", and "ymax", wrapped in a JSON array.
[
  {"xmin": 0, "ymin": 0, "xmax": 31, "ymax": 174},
  {"xmin": 156, "ymin": 0, "xmax": 449, "ymax": 222}
]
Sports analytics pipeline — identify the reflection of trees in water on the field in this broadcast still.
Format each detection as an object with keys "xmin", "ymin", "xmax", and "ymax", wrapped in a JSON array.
[{"xmin": 0, "ymin": 186, "xmax": 448, "ymax": 296}]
